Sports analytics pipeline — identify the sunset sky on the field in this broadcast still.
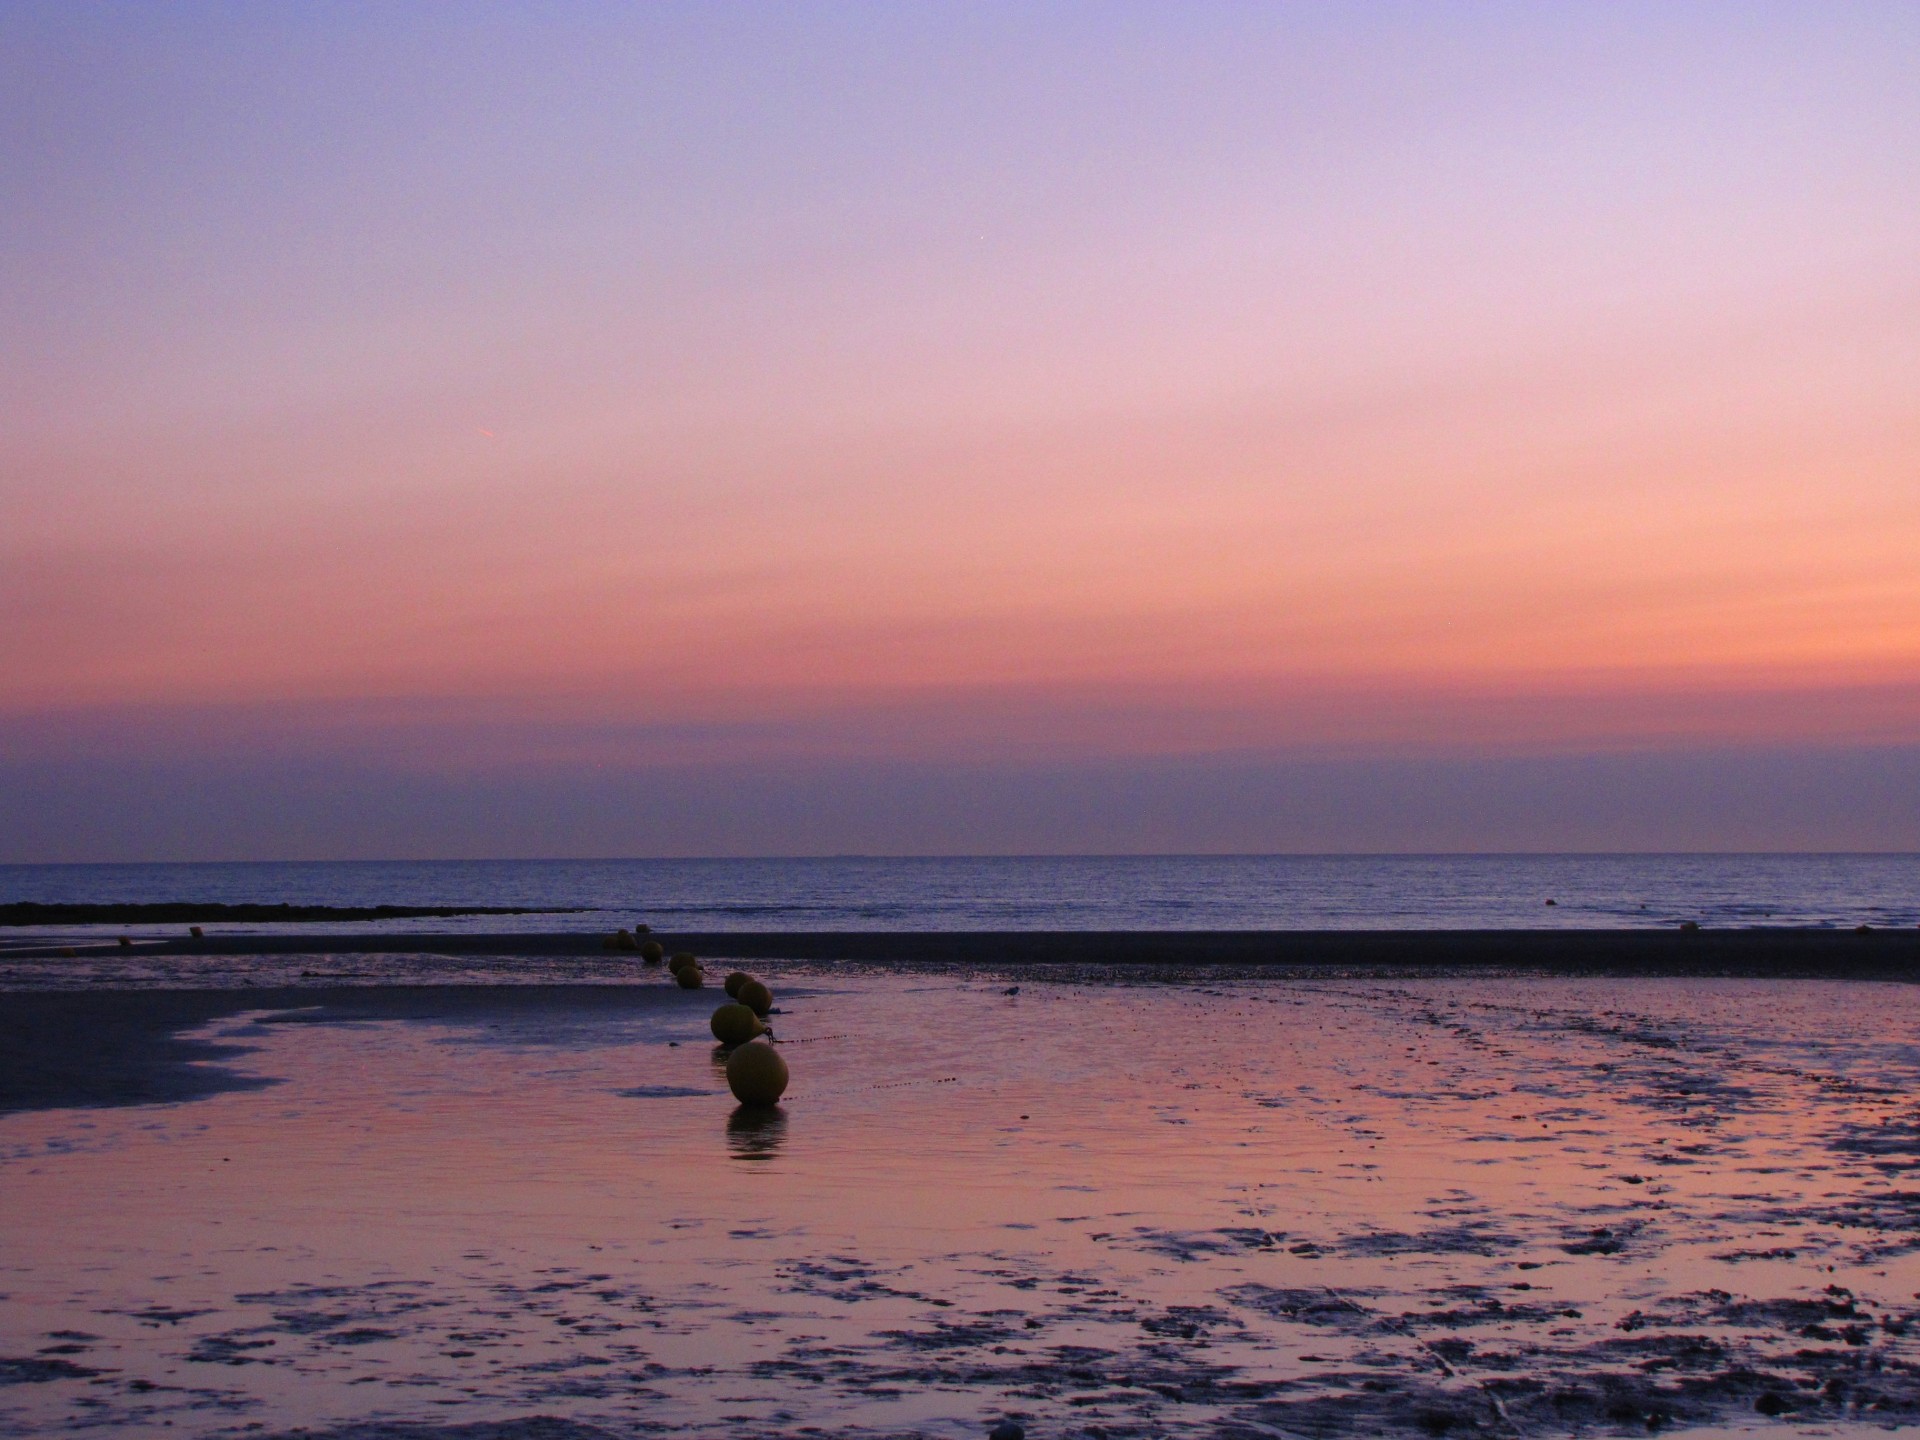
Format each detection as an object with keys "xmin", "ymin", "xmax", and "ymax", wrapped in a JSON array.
[{"xmin": 3, "ymin": 2, "xmax": 1917, "ymax": 859}]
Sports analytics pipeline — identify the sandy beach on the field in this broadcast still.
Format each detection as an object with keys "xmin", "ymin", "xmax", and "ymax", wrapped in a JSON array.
[{"xmin": 7, "ymin": 940, "xmax": 1920, "ymax": 1437}]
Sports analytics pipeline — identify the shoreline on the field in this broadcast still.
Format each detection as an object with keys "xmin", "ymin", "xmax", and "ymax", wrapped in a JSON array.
[
  {"xmin": 4, "ymin": 928, "xmax": 1918, "ymax": 1117},
  {"xmin": 6, "ymin": 925, "xmax": 1919, "ymax": 974}
]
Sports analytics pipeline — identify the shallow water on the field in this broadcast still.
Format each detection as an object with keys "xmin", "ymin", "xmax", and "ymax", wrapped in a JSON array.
[{"xmin": 7, "ymin": 966, "xmax": 1920, "ymax": 1436}]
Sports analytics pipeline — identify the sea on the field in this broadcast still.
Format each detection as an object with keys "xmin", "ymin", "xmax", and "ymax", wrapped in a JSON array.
[{"xmin": 2, "ymin": 853, "xmax": 1916, "ymax": 935}]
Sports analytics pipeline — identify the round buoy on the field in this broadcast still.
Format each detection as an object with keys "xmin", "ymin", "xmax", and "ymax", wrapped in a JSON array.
[
  {"xmin": 669, "ymin": 951, "xmax": 699, "ymax": 973},
  {"xmin": 189, "ymin": 925, "xmax": 204, "ymax": 938},
  {"xmin": 723, "ymin": 971, "xmax": 752, "ymax": 999},
  {"xmin": 710, "ymin": 1002, "xmax": 766, "ymax": 1046},
  {"xmin": 736, "ymin": 978, "xmax": 774, "ymax": 1017},
  {"xmin": 726, "ymin": 1040, "xmax": 788, "ymax": 1106},
  {"xmin": 640, "ymin": 939, "xmax": 664, "ymax": 964},
  {"xmin": 676, "ymin": 965, "xmax": 706, "ymax": 990}
]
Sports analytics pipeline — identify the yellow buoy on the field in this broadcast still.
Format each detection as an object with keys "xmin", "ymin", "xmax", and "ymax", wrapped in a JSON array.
[
  {"xmin": 710, "ymin": 1002, "xmax": 766, "ymax": 1046},
  {"xmin": 675, "ymin": 965, "xmax": 706, "ymax": 990},
  {"xmin": 726, "ymin": 1040, "xmax": 789, "ymax": 1107},
  {"xmin": 640, "ymin": 939, "xmax": 664, "ymax": 964},
  {"xmin": 723, "ymin": 971, "xmax": 752, "ymax": 998},
  {"xmin": 736, "ymin": 978, "xmax": 774, "ymax": 1017},
  {"xmin": 669, "ymin": 951, "xmax": 699, "ymax": 973}
]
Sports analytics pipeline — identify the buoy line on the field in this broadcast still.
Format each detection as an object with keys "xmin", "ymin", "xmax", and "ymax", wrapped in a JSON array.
[
  {"xmin": 763, "ymin": 1032, "xmax": 853, "ymax": 1046},
  {"xmin": 863, "ymin": 1074, "xmax": 961, "ymax": 1092}
]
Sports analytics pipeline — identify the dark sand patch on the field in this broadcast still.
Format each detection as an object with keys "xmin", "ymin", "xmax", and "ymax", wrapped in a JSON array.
[
  {"xmin": 0, "ymin": 990, "xmax": 277, "ymax": 1114},
  {"xmin": 0, "ymin": 1356, "xmax": 100, "ymax": 1384},
  {"xmin": 0, "ymin": 984, "xmax": 714, "ymax": 1115}
]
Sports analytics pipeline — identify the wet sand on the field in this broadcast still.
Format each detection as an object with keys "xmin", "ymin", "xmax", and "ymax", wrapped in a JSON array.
[{"xmin": 9, "ymin": 956, "xmax": 1920, "ymax": 1436}]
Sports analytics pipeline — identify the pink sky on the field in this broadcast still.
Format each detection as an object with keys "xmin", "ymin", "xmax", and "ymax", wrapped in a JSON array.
[{"xmin": 2, "ymin": 4, "xmax": 1917, "ymax": 856}]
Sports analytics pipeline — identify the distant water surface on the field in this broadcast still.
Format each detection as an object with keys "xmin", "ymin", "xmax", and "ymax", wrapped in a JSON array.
[{"xmin": 1, "ymin": 854, "xmax": 1915, "ymax": 935}]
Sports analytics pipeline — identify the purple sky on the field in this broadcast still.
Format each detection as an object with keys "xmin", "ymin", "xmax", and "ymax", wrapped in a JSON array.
[{"xmin": 3, "ymin": 3, "xmax": 1917, "ymax": 858}]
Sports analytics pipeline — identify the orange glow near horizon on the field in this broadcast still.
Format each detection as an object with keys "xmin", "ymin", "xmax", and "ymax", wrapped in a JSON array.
[
  {"xmin": 3, "ymin": 5, "xmax": 1918, "ymax": 807},
  {"xmin": 7, "ymin": 294, "xmax": 1916, "ymax": 743}
]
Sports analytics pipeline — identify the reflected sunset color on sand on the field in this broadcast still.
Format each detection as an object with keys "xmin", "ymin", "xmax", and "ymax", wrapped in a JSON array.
[{"xmin": 9, "ymin": 963, "xmax": 1920, "ymax": 1435}]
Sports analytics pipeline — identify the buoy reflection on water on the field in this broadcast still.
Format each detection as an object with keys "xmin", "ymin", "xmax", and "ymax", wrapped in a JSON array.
[{"xmin": 725, "ymin": 1104, "xmax": 787, "ymax": 1160}]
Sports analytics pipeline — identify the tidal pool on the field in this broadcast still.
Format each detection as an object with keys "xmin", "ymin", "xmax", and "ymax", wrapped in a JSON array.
[{"xmin": 6, "ymin": 965, "xmax": 1920, "ymax": 1437}]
